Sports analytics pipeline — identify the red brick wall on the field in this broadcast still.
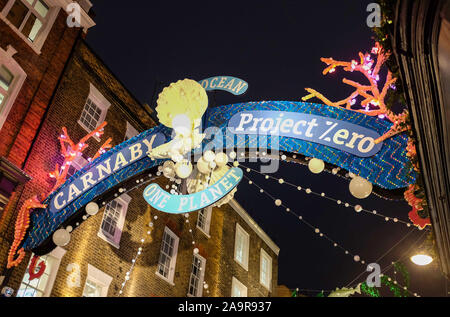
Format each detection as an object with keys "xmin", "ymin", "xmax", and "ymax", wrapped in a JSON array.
[{"xmin": 0, "ymin": 11, "xmax": 81, "ymax": 168}]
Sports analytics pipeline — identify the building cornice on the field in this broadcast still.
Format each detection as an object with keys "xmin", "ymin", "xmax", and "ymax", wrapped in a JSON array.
[
  {"xmin": 228, "ymin": 199, "xmax": 280, "ymax": 256},
  {"xmin": 48, "ymin": 0, "xmax": 96, "ymax": 32}
]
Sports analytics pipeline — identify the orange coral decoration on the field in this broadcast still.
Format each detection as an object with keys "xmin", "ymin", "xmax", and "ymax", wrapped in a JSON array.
[
  {"xmin": 8, "ymin": 123, "xmax": 114, "ymax": 268},
  {"xmin": 48, "ymin": 121, "xmax": 112, "ymax": 193},
  {"xmin": 7, "ymin": 196, "xmax": 47, "ymax": 268},
  {"xmin": 302, "ymin": 42, "xmax": 409, "ymax": 144}
]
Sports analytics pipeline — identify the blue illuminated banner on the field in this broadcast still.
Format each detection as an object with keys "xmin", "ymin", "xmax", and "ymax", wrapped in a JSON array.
[
  {"xmin": 143, "ymin": 167, "xmax": 243, "ymax": 213},
  {"xmin": 48, "ymin": 133, "xmax": 166, "ymax": 215},
  {"xmin": 199, "ymin": 76, "xmax": 248, "ymax": 95},
  {"xmin": 228, "ymin": 110, "xmax": 383, "ymax": 157}
]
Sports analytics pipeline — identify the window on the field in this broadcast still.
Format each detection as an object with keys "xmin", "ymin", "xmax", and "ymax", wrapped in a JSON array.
[
  {"xmin": 17, "ymin": 247, "xmax": 66, "ymax": 297},
  {"xmin": 234, "ymin": 223, "xmax": 249, "ymax": 270},
  {"xmin": 0, "ymin": 0, "xmax": 59, "ymax": 53},
  {"xmin": 231, "ymin": 277, "xmax": 247, "ymax": 297},
  {"xmin": 98, "ymin": 194, "xmax": 130, "ymax": 248},
  {"xmin": 260, "ymin": 248, "xmax": 272, "ymax": 290},
  {"xmin": 65, "ymin": 152, "xmax": 88, "ymax": 178},
  {"xmin": 0, "ymin": 65, "xmax": 13, "ymax": 113},
  {"xmin": 196, "ymin": 206, "xmax": 212, "ymax": 236},
  {"xmin": 82, "ymin": 264, "xmax": 112, "ymax": 297},
  {"xmin": 188, "ymin": 253, "xmax": 206, "ymax": 297},
  {"xmin": 0, "ymin": 45, "xmax": 26, "ymax": 131},
  {"xmin": 124, "ymin": 121, "xmax": 138, "ymax": 141},
  {"xmin": 78, "ymin": 83, "xmax": 110, "ymax": 134},
  {"xmin": 156, "ymin": 226, "xmax": 179, "ymax": 284}
]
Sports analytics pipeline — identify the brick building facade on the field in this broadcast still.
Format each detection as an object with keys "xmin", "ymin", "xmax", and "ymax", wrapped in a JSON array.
[{"xmin": 0, "ymin": 1, "xmax": 280, "ymax": 297}]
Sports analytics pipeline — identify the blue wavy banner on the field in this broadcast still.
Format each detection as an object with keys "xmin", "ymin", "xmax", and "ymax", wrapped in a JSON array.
[{"xmin": 23, "ymin": 101, "xmax": 415, "ymax": 251}]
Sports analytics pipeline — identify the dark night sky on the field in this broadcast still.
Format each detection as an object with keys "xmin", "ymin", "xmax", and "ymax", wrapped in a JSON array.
[{"xmin": 86, "ymin": 1, "xmax": 447, "ymax": 296}]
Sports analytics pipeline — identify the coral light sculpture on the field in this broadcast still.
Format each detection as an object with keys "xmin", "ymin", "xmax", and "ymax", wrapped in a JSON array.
[
  {"xmin": 302, "ymin": 42, "xmax": 408, "ymax": 144},
  {"xmin": 48, "ymin": 121, "xmax": 112, "ymax": 193}
]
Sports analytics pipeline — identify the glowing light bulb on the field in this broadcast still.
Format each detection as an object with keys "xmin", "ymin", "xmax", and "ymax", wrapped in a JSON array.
[{"xmin": 410, "ymin": 254, "xmax": 433, "ymax": 266}]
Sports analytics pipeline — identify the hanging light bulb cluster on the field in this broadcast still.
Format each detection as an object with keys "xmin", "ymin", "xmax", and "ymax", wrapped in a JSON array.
[
  {"xmin": 237, "ymin": 172, "xmax": 422, "ymax": 297},
  {"xmin": 239, "ymin": 163, "xmax": 423, "ymax": 230}
]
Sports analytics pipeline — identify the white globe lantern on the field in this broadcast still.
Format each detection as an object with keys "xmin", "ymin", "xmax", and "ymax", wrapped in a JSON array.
[
  {"xmin": 175, "ymin": 161, "xmax": 193, "ymax": 179},
  {"xmin": 349, "ymin": 176, "xmax": 373, "ymax": 199},
  {"xmin": 308, "ymin": 158, "xmax": 325, "ymax": 174},
  {"xmin": 53, "ymin": 229, "xmax": 71, "ymax": 246},
  {"xmin": 203, "ymin": 150, "xmax": 216, "ymax": 162},
  {"xmin": 214, "ymin": 152, "xmax": 228, "ymax": 168},
  {"xmin": 85, "ymin": 202, "xmax": 99, "ymax": 216},
  {"xmin": 197, "ymin": 157, "xmax": 212, "ymax": 174},
  {"xmin": 162, "ymin": 160, "xmax": 176, "ymax": 178},
  {"xmin": 172, "ymin": 114, "xmax": 191, "ymax": 136}
]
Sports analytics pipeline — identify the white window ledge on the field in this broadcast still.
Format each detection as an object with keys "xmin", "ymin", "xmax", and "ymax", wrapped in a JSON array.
[
  {"xmin": 197, "ymin": 226, "xmax": 211, "ymax": 239},
  {"xmin": 155, "ymin": 271, "xmax": 175, "ymax": 286},
  {"xmin": 97, "ymin": 231, "xmax": 120, "ymax": 249}
]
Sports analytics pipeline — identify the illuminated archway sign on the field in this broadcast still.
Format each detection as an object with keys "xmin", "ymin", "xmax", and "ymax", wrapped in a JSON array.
[
  {"xmin": 143, "ymin": 167, "xmax": 243, "ymax": 214},
  {"xmin": 22, "ymin": 101, "xmax": 416, "ymax": 253}
]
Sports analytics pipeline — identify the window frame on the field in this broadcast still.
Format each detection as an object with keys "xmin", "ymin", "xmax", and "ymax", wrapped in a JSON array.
[
  {"xmin": 0, "ymin": 45, "xmax": 26, "ymax": 132},
  {"xmin": 64, "ymin": 151, "xmax": 88, "ymax": 178},
  {"xmin": 78, "ymin": 83, "xmax": 111, "ymax": 137},
  {"xmin": 82, "ymin": 264, "xmax": 113, "ymax": 297},
  {"xmin": 0, "ymin": 0, "xmax": 60, "ymax": 54},
  {"xmin": 17, "ymin": 247, "xmax": 66, "ymax": 297},
  {"xmin": 155, "ymin": 226, "xmax": 179, "ymax": 285},
  {"xmin": 196, "ymin": 206, "xmax": 212, "ymax": 237},
  {"xmin": 231, "ymin": 276, "xmax": 247, "ymax": 297},
  {"xmin": 259, "ymin": 248, "xmax": 273, "ymax": 291},
  {"xmin": 97, "ymin": 193, "xmax": 131, "ymax": 249},
  {"xmin": 187, "ymin": 252, "xmax": 206, "ymax": 297},
  {"xmin": 234, "ymin": 223, "xmax": 249, "ymax": 271}
]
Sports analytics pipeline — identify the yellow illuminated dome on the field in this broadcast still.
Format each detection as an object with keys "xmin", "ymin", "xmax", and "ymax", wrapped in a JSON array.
[{"xmin": 156, "ymin": 79, "xmax": 208, "ymax": 131}]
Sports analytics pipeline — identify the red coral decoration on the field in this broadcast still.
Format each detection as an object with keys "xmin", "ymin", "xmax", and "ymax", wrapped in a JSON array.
[
  {"xmin": 302, "ymin": 42, "xmax": 409, "ymax": 144},
  {"xmin": 408, "ymin": 206, "xmax": 431, "ymax": 230},
  {"xmin": 404, "ymin": 184, "xmax": 430, "ymax": 229},
  {"xmin": 28, "ymin": 255, "xmax": 46, "ymax": 280}
]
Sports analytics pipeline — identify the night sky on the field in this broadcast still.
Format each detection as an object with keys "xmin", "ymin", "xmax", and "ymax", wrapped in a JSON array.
[{"xmin": 86, "ymin": 1, "xmax": 447, "ymax": 296}]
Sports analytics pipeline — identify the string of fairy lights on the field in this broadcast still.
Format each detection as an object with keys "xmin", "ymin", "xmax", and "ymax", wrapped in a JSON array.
[
  {"xmin": 117, "ymin": 211, "xmax": 154, "ymax": 296},
  {"xmin": 116, "ymin": 173, "xmax": 210, "ymax": 296},
  {"xmin": 114, "ymin": 151, "xmax": 424, "ymax": 297},
  {"xmin": 230, "ymin": 162, "xmax": 422, "ymax": 297},
  {"xmin": 237, "ymin": 161, "xmax": 427, "ymax": 231}
]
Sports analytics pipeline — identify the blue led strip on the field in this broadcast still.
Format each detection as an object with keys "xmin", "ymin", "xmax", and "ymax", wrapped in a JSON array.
[{"xmin": 202, "ymin": 101, "xmax": 415, "ymax": 189}]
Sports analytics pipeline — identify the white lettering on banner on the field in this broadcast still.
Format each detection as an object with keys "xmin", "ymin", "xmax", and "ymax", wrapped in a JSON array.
[
  {"xmin": 50, "ymin": 134, "xmax": 160, "ymax": 214},
  {"xmin": 199, "ymin": 76, "xmax": 248, "ymax": 95},
  {"xmin": 228, "ymin": 111, "xmax": 382, "ymax": 158},
  {"xmin": 144, "ymin": 167, "xmax": 243, "ymax": 214}
]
